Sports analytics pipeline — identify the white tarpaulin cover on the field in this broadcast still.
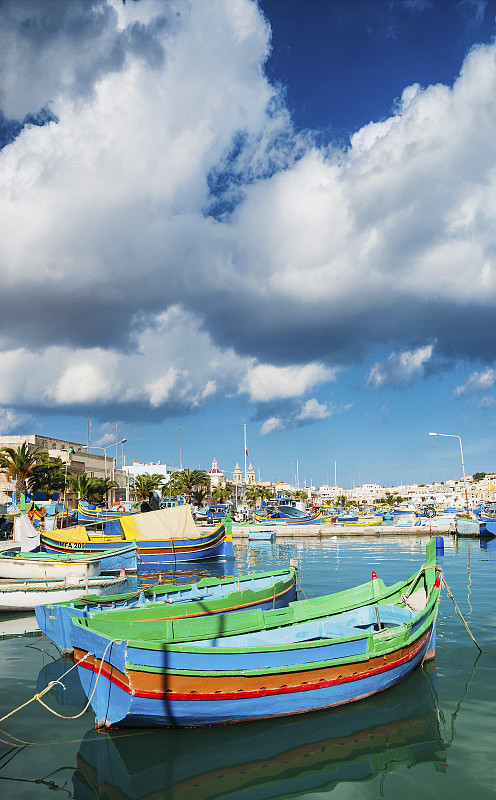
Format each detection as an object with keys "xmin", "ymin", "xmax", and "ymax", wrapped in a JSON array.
[{"xmin": 120, "ymin": 504, "xmax": 207, "ymax": 541}]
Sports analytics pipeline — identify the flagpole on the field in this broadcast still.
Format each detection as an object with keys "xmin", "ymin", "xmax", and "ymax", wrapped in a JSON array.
[{"xmin": 244, "ymin": 424, "xmax": 247, "ymax": 483}]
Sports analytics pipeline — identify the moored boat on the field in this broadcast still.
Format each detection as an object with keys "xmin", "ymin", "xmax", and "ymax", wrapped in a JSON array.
[
  {"xmin": 248, "ymin": 528, "xmax": 276, "ymax": 540},
  {"xmin": 35, "ymin": 564, "xmax": 298, "ymax": 654},
  {"xmin": 0, "ymin": 574, "xmax": 127, "ymax": 611},
  {"xmin": 42, "ymin": 504, "xmax": 230, "ymax": 565},
  {"xmin": 73, "ymin": 539, "xmax": 441, "ymax": 728},
  {"xmin": 77, "ymin": 500, "xmax": 137, "ymax": 524},
  {"xmin": 0, "ymin": 544, "xmax": 138, "ymax": 579}
]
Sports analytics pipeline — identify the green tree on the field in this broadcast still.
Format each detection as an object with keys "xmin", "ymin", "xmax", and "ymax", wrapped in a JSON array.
[
  {"xmin": 211, "ymin": 486, "xmax": 232, "ymax": 504},
  {"xmin": 88, "ymin": 477, "xmax": 119, "ymax": 503},
  {"xmin": 473, "ymin": 472, "xmax": 487, "ymax": 482},
  {"xmin": 30, "ymin": 456, "xmax": 66, "ymax": 498},
  {"xmin": 251, "ymin": 486, "xmax": 272, "ymax": 504},
  {"xmin": 67, "ymin": 473, "xmax": 98, "ymax": 502},
  {"xmin": 244, "ymin": 485, "xmax": 262, "ymax": 508},
  {"xmin": 0, "ymin": 443, "xmax": 47, "ymax": 499},
  {"xmin": 166, "ymin": 469, "xmax": 210, "ymax": 503},
  {"xmin": 191, "ymin": 488, "xmax": 209, "ymax": 507},
  {"xmin": 131, "ymin": 473, "xmax": 164, "ymax": 503}
]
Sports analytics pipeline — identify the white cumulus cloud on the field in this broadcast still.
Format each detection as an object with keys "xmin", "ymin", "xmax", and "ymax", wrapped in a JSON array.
[
  {"xmin": 453, "ymin": 367, "xmax": 496, "ymax": 397},
  {"xmin": 366, "ymin": 345, "xmax": 434, "ymax": 389},
  {"xmin": 241, "ymin": 363, "xmax": 336, "ymax": 403}
]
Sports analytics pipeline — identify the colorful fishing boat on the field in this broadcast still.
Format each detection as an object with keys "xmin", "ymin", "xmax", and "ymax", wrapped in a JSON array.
[
  {"xmin": 73, "ymin": 539, "xmax": 441, "ymax": 728},
  {"xmin": 254, "ymin": 506, "xmax": 323, "ymax": 525},
  {"xmin": 0, "ymin": 574, "xmax": 127, "ymax": 612},
  {"xmin": 339, "ymin": 514, "xmax": 380, "ymax": 527},
  {"xmin": 77, "ymin": 500, "xmax": 137, "ymax": 524},
  {"xmin": 42, "ymin": 505, "xmax": 231, "ymax": 565},
  {"xmin": 36, "ymin": 564, "xmax": 298, "ymax": 654}
]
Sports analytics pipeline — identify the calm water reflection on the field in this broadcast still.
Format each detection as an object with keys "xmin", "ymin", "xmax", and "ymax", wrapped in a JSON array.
[{"xmin": 0, "ymin": 535, "xmax": 495, "ymax": 799}]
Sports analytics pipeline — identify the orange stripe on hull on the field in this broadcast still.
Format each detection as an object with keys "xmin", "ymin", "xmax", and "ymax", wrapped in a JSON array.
[{"xmin": 74, "ymin": 627, "xmax": 430, "ymax": 702}]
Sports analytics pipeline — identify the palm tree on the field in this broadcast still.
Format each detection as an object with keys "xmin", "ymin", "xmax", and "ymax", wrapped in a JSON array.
[
  {"xmin": 0, "ymin": 443, "xmax": 47, "ymax": 500},
  {"xmin": 191, "ymin": 488, "xmax": 208, "ymax": 508},
  {"xmin": 131, "ymin": 473, "xmax": 164, "ymax": 503},
  {"xmin": 257, "ymin": 486, "xmax": 273, "ymax": 504},
  {"xmin": 88, "ymin": 477, "xmax": 119, "ymax": 504},
  {"xmin": 67, "ymin": 473, "xmax": 97, "ymax": 502},
  {"xmin": 30, "ymin": 456, "xmax": 66, "ymax": 499},
  {"xmin": 244, "ymin": 485, "xmax": 261, "ymax": 508},
  {"xmin": 211, "ymin": 486, "xmax": 231, "ymax": 504},
  {"xmin": 168, "ymin": 469, "xmax": 210, "ymax": 503}
]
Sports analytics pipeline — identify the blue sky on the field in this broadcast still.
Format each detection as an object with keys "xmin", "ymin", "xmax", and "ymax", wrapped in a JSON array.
[{"xmin": 1, "ymin": 0, "xmax": 496, "ymax": 489}]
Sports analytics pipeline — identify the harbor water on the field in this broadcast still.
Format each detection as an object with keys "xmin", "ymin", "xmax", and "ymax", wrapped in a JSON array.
[{"xmin": 0, "ymin": 534, "xmax": 495, "ymax": 799}]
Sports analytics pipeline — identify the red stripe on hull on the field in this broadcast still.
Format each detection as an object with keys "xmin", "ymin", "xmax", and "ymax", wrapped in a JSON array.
[{"xmin": 76, "ymin": 626, "xmax": 431, "ymax": 702}]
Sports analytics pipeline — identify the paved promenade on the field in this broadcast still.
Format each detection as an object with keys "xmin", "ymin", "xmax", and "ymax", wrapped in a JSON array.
[{"xmin": 232, "ymin": 524, "xmax": 451, "ymax": 538}]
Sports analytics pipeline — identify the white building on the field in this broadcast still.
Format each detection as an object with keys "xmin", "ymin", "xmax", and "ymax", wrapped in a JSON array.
[
  {"xmin": 123, "ymin": 461, "xmax": 172, "ymax": 483},
  {"xmin": 208, "ymin": 458, "xmax": 224, "ymax": 488}
]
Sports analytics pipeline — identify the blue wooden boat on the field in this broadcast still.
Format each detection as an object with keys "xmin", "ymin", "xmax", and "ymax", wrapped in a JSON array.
[
  {"xmin": 35, "ymin": 565, "xmax": 298, "ymax": 654},
  {"xmin": 254, "ymin": 506, "xmax": 323, "ymax": 525},
  {"xmin": 479, "ymin": 520, "xmax": 496, "ymax": 537},
  {"xmin": 248, "ymin": 528, "xmax": 276, "ymax": 541},
  {"xmin": 41, "ymin": 505, "xmax": 231, "ymax": 565},
  {"xmin": 72, "ymin": 539, "xmax": 441, "ymax": 728},
  {"xmin": 77, "ymin": 500, "xmax": 137, "ymax": 524}
]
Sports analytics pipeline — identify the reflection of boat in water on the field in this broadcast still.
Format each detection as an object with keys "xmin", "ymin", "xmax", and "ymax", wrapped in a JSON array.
[
  {"xmin": 36, "ymin": 656, "xmax": 88, "ymax": 710},
  {"xmin": 0, "ymin": 611, "xmax": 40, "ymax": 639},
  {"xmin": 73, "ymin": 667, "xmax": 445, "ymax": 800},
  {"xmin": 137, "ymin": 559, "xmax": 228, "ymax": 587}
]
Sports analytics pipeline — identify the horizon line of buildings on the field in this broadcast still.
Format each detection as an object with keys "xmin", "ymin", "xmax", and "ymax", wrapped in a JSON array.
[{"xmin": 0, "ymin": 434, "xmax": 494, "ymax": 508}]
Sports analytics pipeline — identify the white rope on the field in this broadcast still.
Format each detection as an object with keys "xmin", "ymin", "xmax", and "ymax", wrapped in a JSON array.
[{"xmin": 0, "ymin": 638, "xmax": 118, "ymax": 723}]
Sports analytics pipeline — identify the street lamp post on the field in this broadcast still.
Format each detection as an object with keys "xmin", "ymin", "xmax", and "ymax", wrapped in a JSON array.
[
  {"xmin": 92, "ymin": 439, "xmax": 127, "ymax": 505},
  {"xmin": 429, "ymin": 432, "xmax": 469, "ymax": 511},
  {"xmin": 93, "ymin": 438, "xmax": 128, "ymax": 478},
  {"xmin": 63, "ymin": 447, "xmax": 75, "ymax": 525}
]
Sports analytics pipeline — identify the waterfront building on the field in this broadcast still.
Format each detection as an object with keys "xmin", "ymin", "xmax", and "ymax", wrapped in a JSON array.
[
  {"xmin": 232, "ymin": 463, "xmax": 243, "ymax": 486},
  {"xmin": 0, "ymin": 434, "xmax": 127, "ymax": 507},
  {"xmin": 208, "ymin": 458, "xmax": 225, "ymax": 488}
]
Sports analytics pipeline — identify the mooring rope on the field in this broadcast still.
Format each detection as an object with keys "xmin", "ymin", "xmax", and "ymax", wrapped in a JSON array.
[
  {"xmin": 295, "ymin": 567, "xmax": 307, "ymax": 599},
  {"xmin": 0, "ymin": 639, "xmax": 117, "ymax": 724},
  {"xmin": 439, "ymin": 573, "xmax": 483, "ymax": 652}
]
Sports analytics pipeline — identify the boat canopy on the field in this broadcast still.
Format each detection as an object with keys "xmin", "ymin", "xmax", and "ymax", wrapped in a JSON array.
[{"xmin": 120, "ymin": 504, "xmax": 205, "ymax": 541}]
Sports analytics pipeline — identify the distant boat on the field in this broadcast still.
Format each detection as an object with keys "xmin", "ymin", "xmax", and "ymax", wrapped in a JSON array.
[
  {"xmin": 255, "ymin": 505, "xmax": 322, "ymax": 525},
  {"xmin": 393, "ymin": 504, "xmax": 418, "ymax": 514},
  {"xmin": 77, "ymin": 500, "xmax": 137, "ymax": 524},
  {"xmin": 72, "ymin": 539, "xmax": 441, "ymax": 728},
  {"xmin": 340, "ymin": 515, "xmax": 379, "ymax": 527},
  {"xmin": 248, "ymin": 528, "xmax": 276, "ymax": 540}
]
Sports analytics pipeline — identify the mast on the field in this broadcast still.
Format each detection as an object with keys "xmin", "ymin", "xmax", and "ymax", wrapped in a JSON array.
[{"xmin": 244, "ymin": 423, "xmax": 247, "ymax": 483}]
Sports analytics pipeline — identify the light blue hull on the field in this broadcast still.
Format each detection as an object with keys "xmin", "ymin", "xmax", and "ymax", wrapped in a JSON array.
[{"xmin": 77, "ymin": 625, "xmax": 434, "ymax": 727}]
